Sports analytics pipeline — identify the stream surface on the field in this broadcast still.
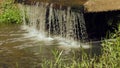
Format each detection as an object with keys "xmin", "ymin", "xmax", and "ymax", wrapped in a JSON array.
[{"xmin": 0, "ymin": 24, "xmax": 101, "ymax": 68}]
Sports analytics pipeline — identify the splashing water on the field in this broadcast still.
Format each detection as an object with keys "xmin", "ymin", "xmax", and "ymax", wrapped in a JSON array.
[{"xmin": 18, "ymin": 3, "xmax": 90, "ymax": 49}]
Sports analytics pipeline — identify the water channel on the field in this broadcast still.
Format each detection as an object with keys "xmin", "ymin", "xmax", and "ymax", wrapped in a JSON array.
[
  {"xmin": 0, "ymin": 3, "xmax": 102, "ymax": 68},
  {"xmin": 0, "ymin": 23, "xmax": 101, "ymax": 68}
]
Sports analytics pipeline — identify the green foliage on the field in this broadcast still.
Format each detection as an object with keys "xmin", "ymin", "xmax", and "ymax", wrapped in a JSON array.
[
  {"xmin": 101, "ymin": 38, "xmax": 120, "ymax": 68},
  {"xmin": 0, "ymin": 0, "xmax": 22, "ymax": 24},
  {"xmin": 40, "ymin": 24, "xmax": 120, "ymax": 68}
]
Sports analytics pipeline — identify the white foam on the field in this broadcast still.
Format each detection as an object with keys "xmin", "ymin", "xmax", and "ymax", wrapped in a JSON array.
[
  {"xmin": 21, "ymin": 28, "xmax": 91, "ymax": 49},
  {"xmin": 19, "ymin": 3, "xmax": 91, "ymax": 49},
  {"xmin": 54, "ymin": 37, "xmax": 91, "ymax": 49}
]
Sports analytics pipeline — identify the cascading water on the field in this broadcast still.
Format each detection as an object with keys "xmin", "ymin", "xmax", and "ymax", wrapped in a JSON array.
[{"xmin": 19, "ymin": 3, "xmax": 90, "ymax": 48}]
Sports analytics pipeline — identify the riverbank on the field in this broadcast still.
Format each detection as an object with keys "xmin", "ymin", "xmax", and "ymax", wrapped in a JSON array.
[
  {"xmin": 0, "ymin": 24, "xmax": 119, "ymax": 68},
  {"xmin": 0, "ymin": 0, "xmax": 2, "ymax": 14},
  {"xmin": 0, "ymin": 0, "xmax": 22, "ymax": 24},
  {"xmin": 40, "ymin": 26, "xmax": 120, "ymax": 68},
  {"xmin": 0, "ymin": 0, "xmax": 120, "ymax": 68}
]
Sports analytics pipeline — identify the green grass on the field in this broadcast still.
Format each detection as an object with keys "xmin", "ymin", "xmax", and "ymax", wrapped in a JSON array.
[
  {"xmin": 40, "ymin": 25, "xmax": 120, "ymax": 68},
  {"xmin": 0, "ymin": 0, "xmax": 22, "ymax": 24},
  {"xmin": 39, "ymin": 39, "xmax": 120, "ymax": 68},
  {"xmin": 0, "ymin": 1, "xmax": 120, "ymax": 68}
]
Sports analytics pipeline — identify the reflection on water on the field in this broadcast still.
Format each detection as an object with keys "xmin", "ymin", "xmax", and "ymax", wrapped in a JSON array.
[{"xmin": 0, "ymin": 24, "xmax": 101, "ymax": 68}]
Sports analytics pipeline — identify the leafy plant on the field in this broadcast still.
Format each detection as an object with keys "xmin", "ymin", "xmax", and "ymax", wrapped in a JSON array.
[
  {"xmin": 0, "ymin": 0, "xmax": 22, "ymax": 24},
  {"xmin": 40, "ymin": 24, "xmax": 120, "ymax": 68}
]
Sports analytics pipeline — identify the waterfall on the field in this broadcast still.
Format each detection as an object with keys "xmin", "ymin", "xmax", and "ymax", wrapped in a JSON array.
[{"xmin": 18, "ymin": 3, "xmax": 89, "ymax": 48}]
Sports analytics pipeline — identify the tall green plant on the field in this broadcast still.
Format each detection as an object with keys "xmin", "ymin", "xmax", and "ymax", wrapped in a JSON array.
[{"xmin": 0, "ymin": 0, "xmax": 22, "ymax": 24}]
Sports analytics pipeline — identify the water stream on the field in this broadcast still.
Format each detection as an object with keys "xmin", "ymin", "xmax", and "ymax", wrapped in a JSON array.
[
  {"xmin": 0, "ymin": 24, "xmax": 101, "ymax": 67},
  {"xmin": 19, "ymin": 3, "xmax": 89, "ymax": 48},
  {"xmin": 0, "ymin": 3, "xmax": 101, "ymax": 68}
]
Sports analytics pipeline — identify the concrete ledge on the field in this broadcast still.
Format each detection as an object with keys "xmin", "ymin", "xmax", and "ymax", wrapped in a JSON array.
[
  {"xmin": 15, "ymin": 0, "xmax": 85, "ymax": 13},
  {"xmin": 15, "ymin": 0, "xmax": 87, "ymax": 6},
  {"xmin": 84, "ymin": 0, "xmax": 120, "ymax": 12},
  {"xmin": 15, "ymin": 0, "xmax": 120, "ymax": 12}
]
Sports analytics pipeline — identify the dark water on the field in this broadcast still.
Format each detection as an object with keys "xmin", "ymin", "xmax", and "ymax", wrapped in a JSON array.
[{"xmin": 0, "ymin": 24, "xmax": 101, "ymax": 68}]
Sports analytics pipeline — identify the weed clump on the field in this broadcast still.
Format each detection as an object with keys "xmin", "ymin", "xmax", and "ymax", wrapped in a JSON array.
[{"xmin": 0, "ymin": 0, "xmax": 22, "ymax": 24}]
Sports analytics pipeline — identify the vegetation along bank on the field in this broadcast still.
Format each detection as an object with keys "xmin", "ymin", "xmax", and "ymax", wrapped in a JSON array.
[{"xmin": 0, "ymin": 0, "xmax": 120, "ymax": 68}]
